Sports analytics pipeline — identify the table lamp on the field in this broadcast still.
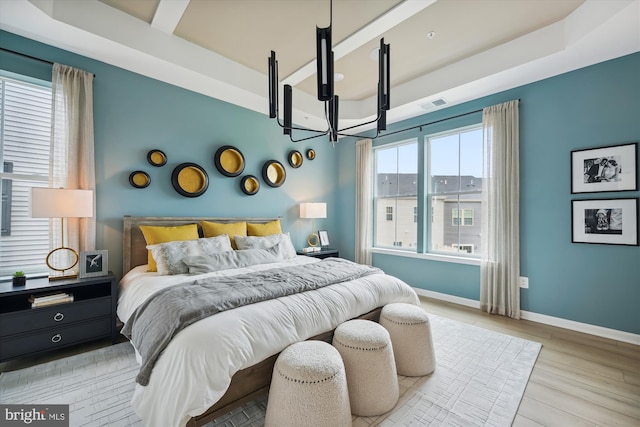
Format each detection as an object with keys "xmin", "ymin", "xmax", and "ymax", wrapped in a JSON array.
[
  {"xmin": 299, "ymin": 202, "xmax": 326, "ymax": 249},
  {"xmin": 30, "ymin": 188, "xmax": 93, "ymax": 280}
]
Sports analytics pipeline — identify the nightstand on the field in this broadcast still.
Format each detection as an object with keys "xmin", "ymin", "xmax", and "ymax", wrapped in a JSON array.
[
  {"xmin": 297, "ymin": 248, "xmax": 339, "ymax": 259},
  {"xmin": 0, "ymin": 273, "xmax": 117, "ymax": 362}
]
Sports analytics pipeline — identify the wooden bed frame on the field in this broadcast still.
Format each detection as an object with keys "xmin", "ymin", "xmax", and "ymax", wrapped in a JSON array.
[{"xmin": 121, "ymin": 216, "xmax": 382, "ymax": 427}]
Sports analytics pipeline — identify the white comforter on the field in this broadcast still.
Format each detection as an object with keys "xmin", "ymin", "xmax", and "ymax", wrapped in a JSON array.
[{"xmin": 117, "ymin": 256, "xmax": 419, "ymax": 427}]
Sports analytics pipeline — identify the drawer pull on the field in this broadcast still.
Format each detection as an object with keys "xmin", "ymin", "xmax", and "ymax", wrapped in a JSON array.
[
  {"xmin": 51, "ymin": 334, "xmax": 62, "ymax": 343},
  {"xmin": 53, "ymin": 312, "xmax": 64, "ymax": 322}
]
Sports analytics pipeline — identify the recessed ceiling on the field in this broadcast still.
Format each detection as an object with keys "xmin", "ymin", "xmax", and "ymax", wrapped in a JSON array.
[{"xmin": 1, "ymin": 0, "xmax": 638, "ymax": 132}]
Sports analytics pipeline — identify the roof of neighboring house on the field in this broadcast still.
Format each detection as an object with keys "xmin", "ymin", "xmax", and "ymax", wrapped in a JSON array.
[{"xmin": 376, "ymin": 174, "xmax": 482, "ymax": 197}]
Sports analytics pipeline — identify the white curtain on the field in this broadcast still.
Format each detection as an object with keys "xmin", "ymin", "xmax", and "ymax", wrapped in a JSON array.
[
  {"xmin": 50, "ymin": 64, "xmax": 96, "ymax": 263},
  {"xmin": 355, "ymin": 139, "xmax": 373, "ymax": 265},
  {"xmin": 480, "ymin": 100, "xmax": 520, "ymax": 319}
]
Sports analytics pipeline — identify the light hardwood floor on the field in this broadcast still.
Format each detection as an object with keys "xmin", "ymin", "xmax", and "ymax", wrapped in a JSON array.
[{"xmin": 418, "ymin": 296, "xmax": 640, "ymax": 427}]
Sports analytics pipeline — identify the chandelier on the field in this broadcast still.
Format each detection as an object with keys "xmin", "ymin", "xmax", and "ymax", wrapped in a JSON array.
[{"xmin": 268, "ymin": 0, "xmax": 391, "ymax": 143}]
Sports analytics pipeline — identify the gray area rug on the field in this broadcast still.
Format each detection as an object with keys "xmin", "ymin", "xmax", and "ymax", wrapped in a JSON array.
[{"xmin": 0, "ymin": 314, "xmax": 541, "ymax": 427}]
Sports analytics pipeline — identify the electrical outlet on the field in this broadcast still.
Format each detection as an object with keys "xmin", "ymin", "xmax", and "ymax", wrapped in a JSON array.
[{"xmin": 519, "ymin": 276, "xmax": 529, "ymax": 289}]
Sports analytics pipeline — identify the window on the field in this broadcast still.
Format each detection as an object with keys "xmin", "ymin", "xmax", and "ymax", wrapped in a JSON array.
[
  {"xmin": 372, "ymin": 124, "xmax": 484, "ymax": 259},
  {"xmin": 374, "ymin": 140, "xmax": 418, "ymax": 250},
  {"xmin": 452, "ymin": 208, "xmax": 474, "ymax": 226},
  {"xmin": 0, "ymin": 74, "xmax": 52, "ymax": 277},
  {"xmin": 429, "ymin": 125, "xmax": 483, "ymax": 256}
]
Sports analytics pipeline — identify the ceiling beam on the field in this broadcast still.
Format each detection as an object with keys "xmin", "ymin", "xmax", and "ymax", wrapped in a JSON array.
[
  {"xmin": 151, "ymin": 0, "xmax": 190, "ymax": 34},
  {"xmin": 283, "ymin": 0, "xmax": 438, "ymax": 86}
]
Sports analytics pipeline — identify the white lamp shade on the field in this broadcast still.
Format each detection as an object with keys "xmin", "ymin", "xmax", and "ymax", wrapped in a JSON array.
[
  {"xmin": 30, "ymin": 188, "xmax": 94, "ymax": 218},
  {"xmin": 299, "ymin": 202, "xmax": 327, "ymax": 219}
]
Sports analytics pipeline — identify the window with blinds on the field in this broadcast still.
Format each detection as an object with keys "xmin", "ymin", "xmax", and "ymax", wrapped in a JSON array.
[{"xmin": 0, "ymin": 75, "xmax": 52, "ymax": 277}]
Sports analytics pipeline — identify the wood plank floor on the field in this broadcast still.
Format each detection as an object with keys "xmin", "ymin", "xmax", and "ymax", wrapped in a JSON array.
[{"xmin": 418, "ymin": 296, "xmax": 640, "ymax": 427}]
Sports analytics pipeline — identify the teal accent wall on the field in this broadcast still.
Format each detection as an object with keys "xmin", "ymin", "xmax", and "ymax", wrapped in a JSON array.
[
  {"xmin": 2, "ymin": 30, "xmax": 639, "ymax": 334},
  {"xmin": 338, "ymin": 53, "xmax": 640, "ymax": 334},
  {"xmin": 1, "ymin": 31, "xmax": 339, "ymax": 279}
]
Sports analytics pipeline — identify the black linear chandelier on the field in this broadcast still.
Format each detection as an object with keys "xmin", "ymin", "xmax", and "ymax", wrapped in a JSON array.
[{"xmin": 268, "ymin": 0, "xmax": 391, "ymax": 143}]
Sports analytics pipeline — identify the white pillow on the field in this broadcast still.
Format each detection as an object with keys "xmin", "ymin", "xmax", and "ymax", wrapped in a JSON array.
[
  {"xmin": 147, "ymin": 235, "xmax": 232, "ymax": 275},
  {"xmin": 234, "ymin": 233, "xmax": 296, "ymax": 259}
]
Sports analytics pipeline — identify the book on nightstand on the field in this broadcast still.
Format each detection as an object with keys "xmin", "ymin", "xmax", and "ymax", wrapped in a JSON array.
[{"xmin": 29, "ymin": 292, "xmax": 74, "ymax": 308}]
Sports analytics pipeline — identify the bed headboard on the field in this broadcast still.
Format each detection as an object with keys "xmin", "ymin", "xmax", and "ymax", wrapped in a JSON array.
[{"xmin": 122, "ymin": 215, "xmax": 282, "ymax": 275}]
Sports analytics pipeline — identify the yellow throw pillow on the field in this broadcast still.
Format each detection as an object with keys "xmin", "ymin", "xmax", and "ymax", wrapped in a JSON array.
[
  {"xmin": 247, "ymin": 219, "xmax": 282, "ymax": 236},
  {"xmin": 139, "ymin": 224, "xmax": 199, "ymax": 271},
  {"xmin": 200, "ymin": 221, "xmax": 247, "ymax": 249}
]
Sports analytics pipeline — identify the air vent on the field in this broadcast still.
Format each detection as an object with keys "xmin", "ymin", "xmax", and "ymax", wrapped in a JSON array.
[{"xmin": 420, "ymin": 98, "xmax": 448, "ymax": 110}]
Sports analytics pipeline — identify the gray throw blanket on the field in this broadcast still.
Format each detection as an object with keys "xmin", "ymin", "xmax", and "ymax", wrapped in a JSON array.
[{"xmin": 122, "ymin": 258, "xmax": 382, "ymax": 385}]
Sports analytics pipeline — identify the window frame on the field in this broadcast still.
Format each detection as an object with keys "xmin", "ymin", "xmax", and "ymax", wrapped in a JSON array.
[
  {"xmin": 372, "ymin": 138, "xmax": 418, "ymax": 251},
  {"xmin": 371, "ymin": 122, "xmax": 483, "ymax": 265}
]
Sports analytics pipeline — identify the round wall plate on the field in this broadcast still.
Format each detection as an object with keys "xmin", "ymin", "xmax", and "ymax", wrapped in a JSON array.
[
  {"xmin": 262, "ymin": 160, "xmax": 286, "ymax": 188},
  {"xmin": 171, "ymin": 162, "xmax": 209, "ymax": 197},
  {"xmin": 306, "ymin": 149, "xmax": 316, "ymax": 160},
  {"xmin": 214, "ymin": 145, "xmax": 245, "ymax": 177},
  {"xmin": 129, "ymin": 171, "xmax": 150, "ymax": 188},
  {"xmin": 147, "ymin": 149, "xmax": 167, "ymax": 167},
  {"xmin": 241, "ymin": 175, "xmax": 260, "ymax": 195},
  {"xmin": 287, "ymin": 150, "xmax": 303, "ymax": 168}
]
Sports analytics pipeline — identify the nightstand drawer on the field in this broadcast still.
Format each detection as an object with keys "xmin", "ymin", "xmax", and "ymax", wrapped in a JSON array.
[
  {"xmin": 0, "ymin": 297, "xmax": 111, "ymax": 337},
  {"xmin": 0, "ymin": 317, "xmax": 111, "ymax": 360}
]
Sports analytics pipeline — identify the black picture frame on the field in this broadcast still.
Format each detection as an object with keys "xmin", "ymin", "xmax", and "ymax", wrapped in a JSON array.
[
  {"xmin": 571, "ymin": 142, "xmax": 637, "ymax": 193},
  {"xmin": 79, "ymin": 250, "xmax": 109, "ymax": 278},
  {"xmin": 318, "ymin": 230, "xmax": 330, "ymax": 247},
  {"xmin": 571, "ymin": 198, "xmax": 638, "ymax": 246}
]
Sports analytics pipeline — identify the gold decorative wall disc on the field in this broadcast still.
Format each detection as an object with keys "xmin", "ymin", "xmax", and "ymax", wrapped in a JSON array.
[
  {"xmin": 215, "ymin": 145, "xmax": 245, "ymax": 177},
  {"xmin": 147, "ymin": 149, "xmax": 167, "ymax": 167},
  {"xmin": 171, "ymin": 163, "xmax": 209, "ymax": 197},
  {"xmin": 262, "ymin": 160, "xmax": 286, "ymax": 188},
  {"xmin": 129, "ymin": 171, "xmax": 150, "ymax": 188}
]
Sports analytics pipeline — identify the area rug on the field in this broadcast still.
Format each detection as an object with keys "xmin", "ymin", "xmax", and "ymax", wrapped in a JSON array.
[{"xmin": 0, "ymin": 314, "xmax": 541, "ymax": 427}]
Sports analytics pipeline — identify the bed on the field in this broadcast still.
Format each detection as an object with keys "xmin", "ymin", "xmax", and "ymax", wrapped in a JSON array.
[{"xmin": 118, "ymin": 215, "xmax": 420, "ymax": 427}]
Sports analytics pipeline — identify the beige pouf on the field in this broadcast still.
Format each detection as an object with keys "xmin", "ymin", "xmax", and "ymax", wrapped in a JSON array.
[
  {"xmin": 380, "ymin": 303, "xmax": 436, "ymax": 376},
  {"xmin": 332, "ymin": 319, "xmax": 399, "ymax": 416},
  {"xmin": 264, "ymin": 340, "xmax": 351, "ymax": 427}
]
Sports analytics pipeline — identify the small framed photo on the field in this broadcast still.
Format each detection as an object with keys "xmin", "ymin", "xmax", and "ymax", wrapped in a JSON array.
[
  {"xmin": 571, "ymin": 142, "xmax": 637, "ymax": 193},
  {"xmin": 318, "ymin": 230, "xmax": 330, "ymax": 247},
  {"xmin": 79, "ymin": 250, "xmax": 109, "ymax": 278},
  {"xmin": 572, "ymin": 198, "xmax": 638, "ymax": 246}
]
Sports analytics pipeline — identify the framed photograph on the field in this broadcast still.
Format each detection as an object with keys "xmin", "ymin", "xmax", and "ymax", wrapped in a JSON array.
[
  {"xmin": 572, "ymin": 198, "xmax": 638, "ymax": 246},
  {"xmin": 79, "ymin": 250, "xmax": 109, "ymax": 278},
  {"xmin": 571, "ymin": 142, "xmax": 637, "ymax": 193},
  {"xmin": 318, "ymin": 230, "xmax": 330, "ymax": 247}
]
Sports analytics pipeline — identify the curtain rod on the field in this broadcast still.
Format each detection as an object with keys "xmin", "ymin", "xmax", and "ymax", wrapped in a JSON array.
[
  {"xmin": 0, "ymin": 47, "xmax": 96, "ymax": 77},
  {"xmin": 374, "ymin": 98, "xmax": 521, "ymax": 139}
]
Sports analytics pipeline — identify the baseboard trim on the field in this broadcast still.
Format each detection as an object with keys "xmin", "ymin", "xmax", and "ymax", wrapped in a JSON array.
[{"xmin": 413, "ymin": 288, "xmax": 640, "ymax": 346}]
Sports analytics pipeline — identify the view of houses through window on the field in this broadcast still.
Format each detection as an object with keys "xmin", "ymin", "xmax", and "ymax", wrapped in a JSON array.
[
  {"xmin": 374, "ymin": 125, "xmax": 484, "ymax": 257},
  {"xmin": 0, "ymin": 74, "xmax": 52, "ymax": 277}
]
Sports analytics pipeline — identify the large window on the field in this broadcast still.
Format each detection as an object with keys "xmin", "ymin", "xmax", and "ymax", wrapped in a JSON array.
[
  {"xmin": 429, "ymin": 125, "xmax": 483, "ymax": 256},
  {"xmin": 373, "ymin": 124, "xmax": 483, "ymax": 258},
  {"xmin": 374, "ymin": 140, "xmax": 417, "ymax": 250},
  {"xmin": 0, "ymin": 74, "xmax": 52, "ymax": 277}
]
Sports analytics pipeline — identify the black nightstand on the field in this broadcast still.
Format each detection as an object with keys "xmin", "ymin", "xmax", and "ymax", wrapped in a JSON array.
[
  {"xmin": 297, "ymin": 248, "xmax": 339, "ymax": 259},
  {"xmin": 0, "ymin": 273, "xmax": 117, "ymax": 362}
]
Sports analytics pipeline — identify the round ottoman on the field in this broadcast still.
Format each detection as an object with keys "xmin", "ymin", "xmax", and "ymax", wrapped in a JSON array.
[
  {"xmin": 332, "ymin": 319, "xmax": 399, "ymax": 416},
  {"xmin": 380, "ymin": 303, "xmax": 436, "ymax": 376},
  {"xmin": 264, "ymin": 340, "xmax": 351, "ymax": 427}
]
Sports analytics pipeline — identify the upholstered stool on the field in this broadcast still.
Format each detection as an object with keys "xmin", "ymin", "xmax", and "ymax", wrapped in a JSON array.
[
  {"xmin": 332, "ymin": 319, "xmax": 399, "ymax": 416},
  {"xmin": 380, "ymin": 303, "xmax": 436, "ymax": 376},
  {"xmin": 264, "ymin": 340, "xmax": 351, "ymax": 427}
]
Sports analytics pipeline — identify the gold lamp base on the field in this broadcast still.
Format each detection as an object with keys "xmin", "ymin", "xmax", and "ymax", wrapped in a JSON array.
[
  {"xmin": 46, "ymin": 246, "xmax": 79, "ymax": 281},
  {"xmin": 307, "ymin": 232, "xmax": 319, "ymax": 247}
]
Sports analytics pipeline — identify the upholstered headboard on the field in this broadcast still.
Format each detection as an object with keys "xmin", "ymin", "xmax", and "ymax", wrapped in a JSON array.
[{"xmin": 122, "ymin": 215, "xmax": 281, "ymax": 275}]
